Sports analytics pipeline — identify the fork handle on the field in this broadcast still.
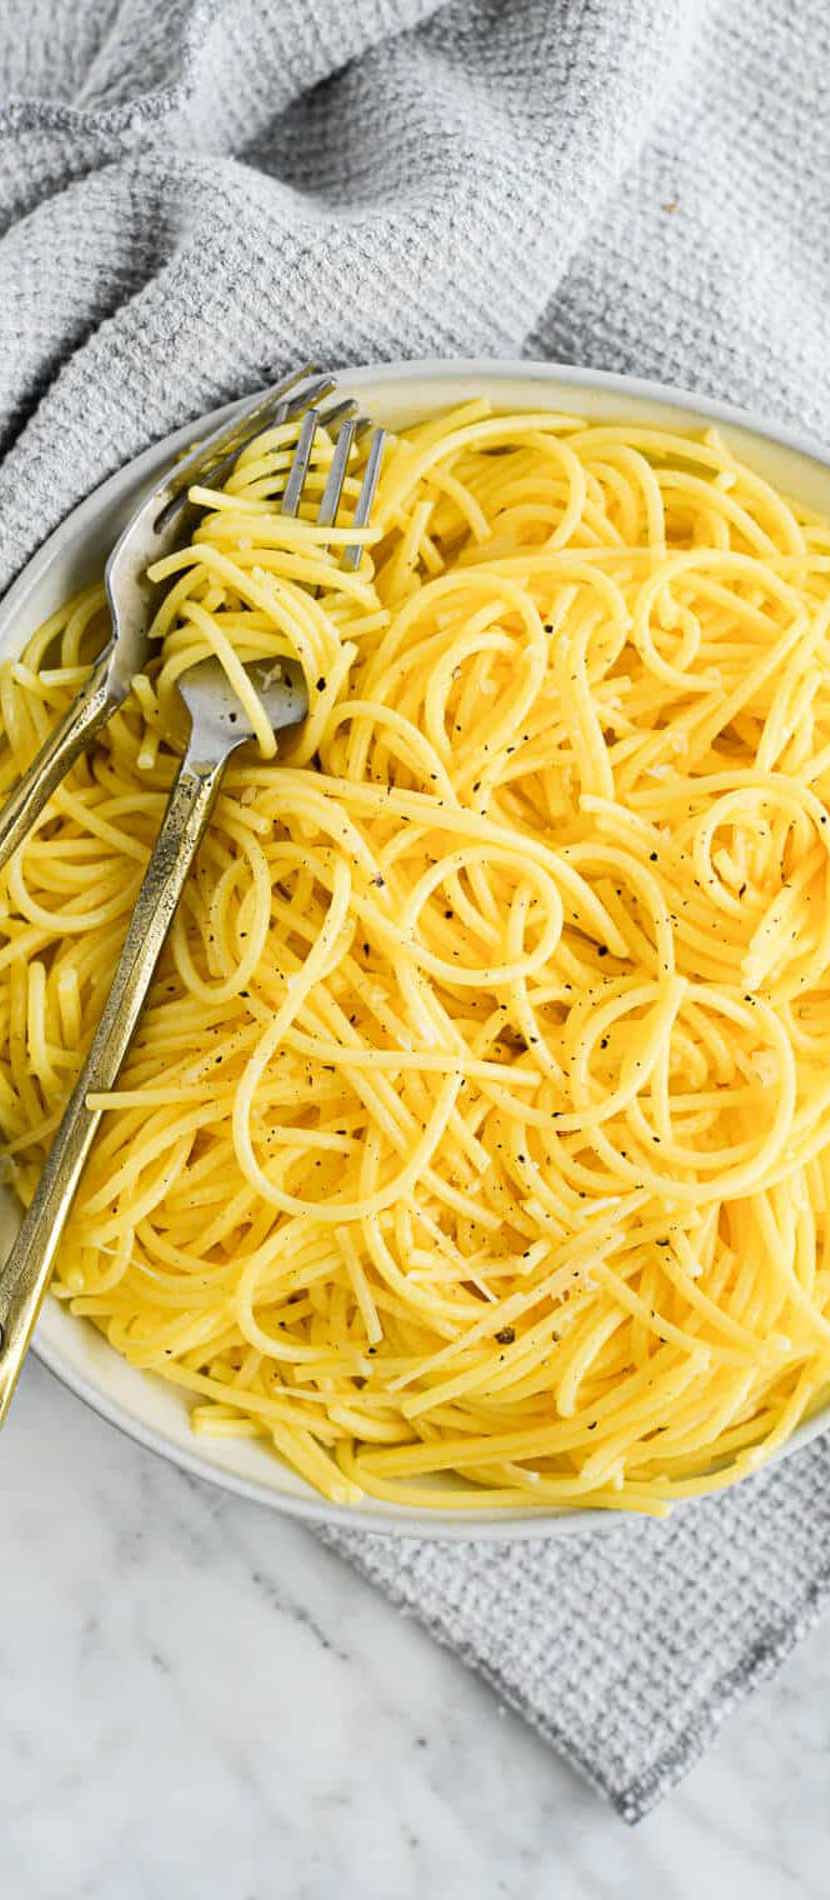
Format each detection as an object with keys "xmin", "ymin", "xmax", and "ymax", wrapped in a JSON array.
[
  {"xmin": 0, "ymin": 739, "xmax": 230, "ymax": 1423},
  {"xmin": 0, "ymin": 650, "xmax": 119, "ymax": 876}
]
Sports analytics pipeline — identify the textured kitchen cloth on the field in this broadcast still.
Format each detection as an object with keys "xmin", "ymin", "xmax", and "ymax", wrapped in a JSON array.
[{"xmin": 2, "ymin": 0, "xmax": 830, "ymax": 1823}]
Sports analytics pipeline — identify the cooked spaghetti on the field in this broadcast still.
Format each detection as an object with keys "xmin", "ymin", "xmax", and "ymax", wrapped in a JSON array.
[{"xmin": 2, "ymin": 397, "xmax": 830, "ymax": 1515}]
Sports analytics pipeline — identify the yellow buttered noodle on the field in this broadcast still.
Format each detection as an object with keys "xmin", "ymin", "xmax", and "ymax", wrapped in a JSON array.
[{"xmin": 2, "ymin": 399, "xmax": 830, "ymax": 1515}]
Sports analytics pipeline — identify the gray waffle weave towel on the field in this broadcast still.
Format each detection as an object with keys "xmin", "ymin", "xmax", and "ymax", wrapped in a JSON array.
[{"xmin": 2, "ymin": 0, "xmax": 830, "ymax": 1821}]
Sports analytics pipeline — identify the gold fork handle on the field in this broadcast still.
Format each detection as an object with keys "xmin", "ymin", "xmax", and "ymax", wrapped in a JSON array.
[
  {"xmin": 0, "ymin": 740, "xmax": 232, "ymax": 1423},
  {"xmin": 0, "ymin": 651, "xmax": 118, "ymax": 876}
]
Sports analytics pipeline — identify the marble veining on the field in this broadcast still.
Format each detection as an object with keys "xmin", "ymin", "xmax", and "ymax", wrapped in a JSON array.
[{"xmin": 4, "ymin": 1359, "xmax": 829, "ymax": 1899}]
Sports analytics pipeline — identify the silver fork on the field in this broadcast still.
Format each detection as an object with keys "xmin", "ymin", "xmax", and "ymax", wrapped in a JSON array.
[{"xmin": 0, "ymin": 390, "xmax": 385, "ymax": 1421}]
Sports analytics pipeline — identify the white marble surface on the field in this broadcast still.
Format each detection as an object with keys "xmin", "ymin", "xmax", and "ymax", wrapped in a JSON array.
[{"xmin": 3, "ymin": 1358, "xmax": 829, "ymax": 1900}]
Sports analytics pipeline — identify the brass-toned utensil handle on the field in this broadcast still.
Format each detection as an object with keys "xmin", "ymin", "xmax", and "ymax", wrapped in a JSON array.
[
  {"xmin": 0, "ymin": 741, "xmax": 229, "ymax": 1422},
  {"xmin": 0, "ymin": 650, "xmax": 117, "ymax": 876}
]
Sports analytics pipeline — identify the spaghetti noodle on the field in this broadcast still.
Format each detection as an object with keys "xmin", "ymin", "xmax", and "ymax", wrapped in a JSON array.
[{"xmin": 2, "ymin": 397, "xmax": 830, "ymax": 1515}]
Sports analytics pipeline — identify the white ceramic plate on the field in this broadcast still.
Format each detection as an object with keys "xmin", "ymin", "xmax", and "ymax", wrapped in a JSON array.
[{"xmin": 5, "ymin": 358, "xmax": 830, "ymax": 1538}]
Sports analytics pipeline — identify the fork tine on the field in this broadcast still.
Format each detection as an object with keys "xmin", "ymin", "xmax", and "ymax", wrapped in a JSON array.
[
  {"xmin": 317, "ymin": 417, "xmax": 357, "ymax": 530},
  {"xmin": 317, "ymin": 396, "xmax": 359, "ymax": 438},
  {"xmin": 195, "ymin": 376, "xmax": 337, "ymax": 496},
  {"xmin": 214, "ymin": 373, "xmax": 335, "ymax": 463},
  {"xmin": 280, "ymin": 409, "xmax": 320, "ymax": 518},
  {"xmin": 280, "ymin": 400, "xmax": 366, "ymax": 537},
  {"xmin": 165, "ymin": 364, "xmax": 320, "ymax": 494},
  {"xmin": 152, "ymin": 368, "xmax": 335, "ymax": 535},
  {"xmin": 239, "ymin": 373, "xmax": 336, "ymax": 446},
  {"xmin": 342, "ymin": 427, "xmax": 386, "ymax": 571},
  {"xmin": 198, "ymin": 368, "xmax": 328, "ymax": 477},
  {"xmin": 208, "ymin": 387, "xmax": 351, "ymax": 523}
]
